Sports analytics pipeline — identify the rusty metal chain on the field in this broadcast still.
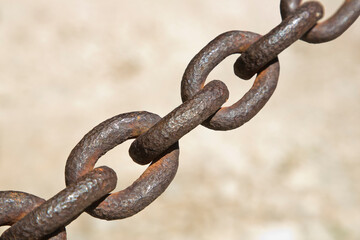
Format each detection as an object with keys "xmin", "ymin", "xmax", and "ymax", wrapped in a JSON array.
[{"xmin": 1, "ymin": 1, "xmax": 359, "ymax": 239}]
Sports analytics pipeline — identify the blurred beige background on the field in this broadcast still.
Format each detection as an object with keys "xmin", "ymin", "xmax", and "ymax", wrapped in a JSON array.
[{"xmin": 0, "ymin": 0, "xmax": 359, "ymax": 239}]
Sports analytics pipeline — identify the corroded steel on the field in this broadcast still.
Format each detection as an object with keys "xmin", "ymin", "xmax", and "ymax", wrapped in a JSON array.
[
  {"xmin": 129, "ymin": 80, "xmax": 229, "ymax": 165},
  {"xmin": 0, "ymin": 191, "xmax": 44, "ymax": 226},
  {"xmin": 65, "ymin": 111, "xmax": 179, "ymax": 220},
  {"xmin": 0, "ymin": 1, "xmax": 358, "ymax": 237},
  {"xmin": 182, "ymin": 31, "xmax": 280, "ymax": 130},
  {"xmin": 281, "ymin": 0, "xmax": 360, "ymax": 43},
  {"xmin": 1, "ymin": 167, "xmax": 116, "ymax": 239},
  {"xmin": 0, "ymin": 191, "xmax": 66, "ymax": 240},
  {"xmin": 234, "ymin": 2, "xmax": 323, "ymax": 79}
]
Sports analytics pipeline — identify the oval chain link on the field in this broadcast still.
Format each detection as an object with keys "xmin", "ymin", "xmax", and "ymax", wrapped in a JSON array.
[
  {"xmin": 0, "ymin": 191, "xmax": 67, "ymax": 240},
  {"xmin": 1, "ymin": 167, "xmax": 116, "ymax": 239},
  {"xmin": 65, "ymin": 111, "xmax": 179, "ymax": 220},
  {"xmin": 234, "ymin": 2, "xmax": 323, "ymax": 79},
  {"xmin": 280, "ymin": 0, "xmax": 360, "ymax": 43},
  {"xmin": 181, "ymin": 31, "xmax": 280, "ymax": 130}
]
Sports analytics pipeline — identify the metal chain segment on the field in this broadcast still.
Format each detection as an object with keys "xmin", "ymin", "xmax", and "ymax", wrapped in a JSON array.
[
  {"xmin": 281, "ymin": 0, "xmax": 360, "ymax": 43},
  {"xmin": 234, "ymin": 1, "xmax": 323, "ymax": 80},
  {"xmin": 1, "ymin": 167, "xmax": 116, "ymax": 240},
  {"xmin": 181, "ymin": 31, "xmax": 280, "ymax": 130},
  {"xmin": 0, "ymin": 1, "xmax": 358, "ymax": 238},
  {"xmin": 0, "ymin": 192, "xmax": 66, "ymax": 240},
  {"xmin": 129, "ymin": 80, "xmax": 229, "ymax": 165},
  {"xmin": 65, "ymin": 111, "xmax": 179, "ymax": 220}
]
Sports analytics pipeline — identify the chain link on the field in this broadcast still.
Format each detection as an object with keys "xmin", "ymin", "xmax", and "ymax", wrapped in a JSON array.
[
  {"xmin": 181, "ymin": 31, "xmax": 280, "ymax": 130},
  {"xmin": 1, "ymin": 1, "xmax": 359, "ymax": 239},
  {"xmin": 65, "ymin": 112, "xmax": 179, "ymax": 220},
  {"xmin": 234, "ymin": 1, "xmax": 323, "ymax": 79},
  {"xmin": 280, "ymin": 0, "xmax": 360, "ymax": 43},
  {"xmin": 0, "ymin": 192, "xmax": 66, "ymax": 239}
]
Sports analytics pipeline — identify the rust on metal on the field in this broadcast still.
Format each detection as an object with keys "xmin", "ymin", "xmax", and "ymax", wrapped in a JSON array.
[
  {"xmin": 281, "ymin": 0, "xmax": 360, "ymax": 43},
  {"xmin": 129, "ymin": 80, "xmax": 229, "ymax": 165},
  {"xmin": 0, "ymin": 191, "xmax": 67, "ymax": 240},
  {"xmin": 0, "ymin": 0, "xmax": 358, "ymax": 237},
  {"xmin": 234, "ymin": 2, "xmax": 323, "ymax": 80},
  {"xmin": 0, "ymin": 191, "xmax": 44, "ymax": 226},
  {"xmin": 65, "ymin": 111, "xmax": 179, "ymax": 220},
  {"xmin": 182, "ymin": 31, "xmax": 280, "ymax": 130},
  {"xmin": 1, "ymin": 167, "xmax": 116, "ymax": 240}
]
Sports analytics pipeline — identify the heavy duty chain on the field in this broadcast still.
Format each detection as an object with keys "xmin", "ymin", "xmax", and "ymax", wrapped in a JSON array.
[{"xmin": 1, "ymin": 1, "xmax": 359, "ymax": 239}]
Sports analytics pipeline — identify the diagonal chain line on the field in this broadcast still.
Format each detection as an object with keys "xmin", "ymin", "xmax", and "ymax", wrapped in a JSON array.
[{"xmin": 0, "ymin": 1, "xmax": 358, "ymax": 239}]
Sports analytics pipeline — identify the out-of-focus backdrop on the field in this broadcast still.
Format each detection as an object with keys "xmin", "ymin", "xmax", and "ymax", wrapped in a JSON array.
[{"xmin": 0, "ymin": 0, "xmax": 359, "ymax": 239}]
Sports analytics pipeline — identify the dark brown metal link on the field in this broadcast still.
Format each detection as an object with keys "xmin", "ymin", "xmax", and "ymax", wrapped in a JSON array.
[
  {"xmin": 129, "ymin": 80, "xmax": 229, "ymax": 165},
  {"xmin": 0, "ymin": 191, "xmax": 66, "ymax": 240},
  {"xmin": 182, "ymin": 31, "xmax": 280, "ymax": 130},
  {"xmin": 281, "ymin": 0, "xmax": 360, "ymax": 43},
  {"xmin": 0, "ymin": 192, "xmax": 44, "ymax": 226},
  {"xmin": 1, "ymin": 167, "xmax": 116, "ymax": 240},
  {"xmin": 234, "ymin": 2, "xmax": 323, "ymax": 80},
  {"xmin": 65, "ymin": 111, "xmax": 179, "ymax": 220}
]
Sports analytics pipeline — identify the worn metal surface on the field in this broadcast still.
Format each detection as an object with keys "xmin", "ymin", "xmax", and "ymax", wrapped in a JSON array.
[
  {"xmin": 234, "ymin": 2, "xmax": 323, "ymax": 80},
  {"xmin": 1, "ymin": 167, "xmax": 116, "ymax": 240},
  {"xmin": 182, "ymin": 31, "xmax": 280, "ymax": 130},
  {"xmin": 0, "ymin": 191, "xmax": 67, "ymax": 240},
  {"xmin": 0, "ymin": 1, "xmax": 358, "ymax": 238},
  {"xmin": 65, "ymin": 111, "xmax": 179, "ymax": 220},
  {"xmin": 281, "ymin": 0, "xmax": 360, "ymax": 43},
  {"xmin": 130, "ymin": 80, "xmax": 229, "ymax": 165}
]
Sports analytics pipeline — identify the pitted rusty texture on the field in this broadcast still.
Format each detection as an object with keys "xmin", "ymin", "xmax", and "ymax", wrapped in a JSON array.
[
  {"xmin": 0, "ymin": 192, "xmax": 45, "ymax": 226},
  {"xmin": 65, "ymin": 111, "xmax": 179, "ymax": 220},
  {"xmin": 1, "ymin": 167, "xmax": 116, "ymax": 240},
  {"xmin": 0, "ymin": 0, "xmax": 358, "ymax": 237},
  {"xmin": 182, "ymin": 31, "xmax": 280, "ymax": 130},
  {"xmin": 0, "ymin": 191, "xmax": 66, "ymax": 240},
  {"xmin": 129, "ymin": 80, "xmax": 229, "ymax": 165},
  {"xmin": 234, "ymin": 2, "xmax": 323, "ymax": 80},
  {"xmin": 281, "ymin": 0, "xmax": 360, "ymax": 43}
]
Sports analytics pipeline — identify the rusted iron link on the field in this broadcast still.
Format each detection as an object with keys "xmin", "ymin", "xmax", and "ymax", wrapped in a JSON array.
[
  {"xmin": 1, "ymin": 167, "xmax": 116, "ymax": 240},
  {"xmin": 281, "ymin": 0, "xmax": 360, "ymax": 43},
  {"xmin": 182, "ymin": 31, "xmax": 280, "ymax": 130},
  {"xmin": 65, "ymin": 111, "xmax": 179, "ymax": 220},
  {"xmin": 0, "ymin": 192, "xmax": 45, "ymax": 227},
  {"xmin": 234, "ymin": 1, "xmax": 323, "ymax": 80},
  {"xmin": 129, "ymin": 80, "xmax": 229, "ymax": 165},
  {"xmin": 0, "ymin": 191, "xmax": 66, "ymax": 240}
]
